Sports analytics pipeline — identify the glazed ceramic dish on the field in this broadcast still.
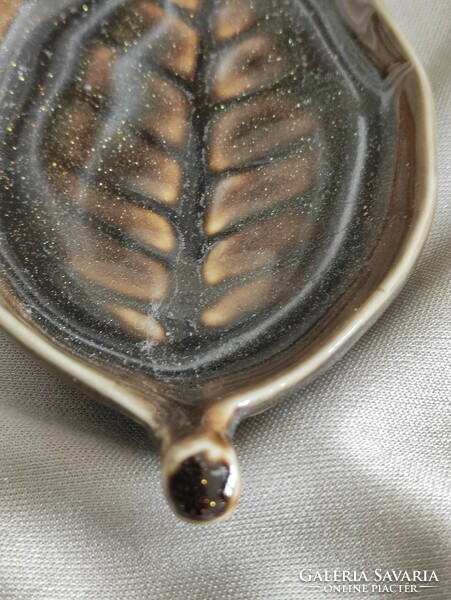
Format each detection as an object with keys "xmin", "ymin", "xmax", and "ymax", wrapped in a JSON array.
[{"xmin": 0, "ymin": 0, "xmax": 436, "ymax": 522}]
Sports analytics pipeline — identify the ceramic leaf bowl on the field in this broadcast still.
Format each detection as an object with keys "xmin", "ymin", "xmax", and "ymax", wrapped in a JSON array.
[{"xmin": 0, "ymin": 0, "xmax": 436, "ymax": 522}]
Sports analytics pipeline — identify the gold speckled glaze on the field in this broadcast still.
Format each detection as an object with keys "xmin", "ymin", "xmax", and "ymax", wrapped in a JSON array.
[{"xmin": 0, "ymin": 0, "xmax": 436, "ymax": 522}]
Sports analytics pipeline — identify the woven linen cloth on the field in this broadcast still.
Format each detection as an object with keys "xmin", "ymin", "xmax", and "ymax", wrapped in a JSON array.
[{"xmin": 0, "ymin": 1, "xmax": 450, "ymax": 598}]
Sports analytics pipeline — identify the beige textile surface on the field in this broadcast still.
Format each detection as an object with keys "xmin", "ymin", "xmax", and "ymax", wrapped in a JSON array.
[{"xmin": 0, "ymin": 1, "xmax": 450, "ymax": 598}]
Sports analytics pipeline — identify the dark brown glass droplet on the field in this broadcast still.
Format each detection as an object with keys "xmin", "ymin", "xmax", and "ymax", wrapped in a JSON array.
[{"xmin": 168, "ymin": 454, "xmax": 233, "ymax": 522}]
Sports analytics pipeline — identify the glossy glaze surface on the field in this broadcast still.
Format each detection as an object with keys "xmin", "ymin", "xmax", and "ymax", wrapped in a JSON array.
[{"xmin": 0, "ymin": 0, "xmax": 436, "ymax": 521}]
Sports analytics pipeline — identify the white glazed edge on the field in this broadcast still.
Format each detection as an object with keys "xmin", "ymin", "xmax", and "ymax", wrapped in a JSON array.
[{"xmin": 0, "ymin": 0, "xmax": 437, "ymax": 445}]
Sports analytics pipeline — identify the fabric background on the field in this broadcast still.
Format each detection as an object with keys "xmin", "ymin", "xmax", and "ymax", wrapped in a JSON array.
[{"xmin": 0, "ymin": 1, "xmax": 450, "ymax": 598}]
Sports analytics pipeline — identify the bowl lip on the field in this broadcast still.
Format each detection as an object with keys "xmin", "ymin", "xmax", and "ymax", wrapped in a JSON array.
[{"xmin": 0, "ymin": 0, "xmax": 437, "ymax": 441}]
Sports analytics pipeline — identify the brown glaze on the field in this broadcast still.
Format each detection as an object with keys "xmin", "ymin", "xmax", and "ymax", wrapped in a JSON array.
[
  {"xmin": 215, "ymin": 0, "xmax": 258, "ymax": 41},
  {"xmin": 0, "ymin": 0, "xmax": 435, "ymax": 522},
  {"xmin": 168, "ymin": 454, "xmax": 233, "ymax": 521},
  {"xmin": 199, "ymin": 4, "xmax": 429, "ymax": 405},
  {"xmin": 209, "ymin": 95, "xmax": 316, "ymax": 171},
  {"xmin": 203, "ymin": 214, "xmax": 311, "ymax": 285},
  {"xmin": 9, "ymin": 0, "xmax": 331, "ymax": 363}
]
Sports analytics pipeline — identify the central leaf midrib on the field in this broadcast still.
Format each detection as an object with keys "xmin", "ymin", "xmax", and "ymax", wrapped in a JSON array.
[{"xmin": 167, "ymin": 2, "xmax": 214, "ymax": 339}]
